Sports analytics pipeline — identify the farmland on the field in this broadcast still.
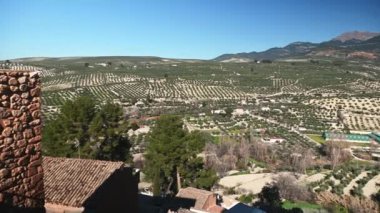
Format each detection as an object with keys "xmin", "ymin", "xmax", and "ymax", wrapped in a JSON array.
[
  {"xmin": 14, "ymin": 57, "xmax": 378, "ymax": 101},
  {"xmin": 5, "ymin": 56, "xmax": 380, "ymax": 210},
  {"xmin": 6, "ymin": 57, "xmax": 379, "ymax": 134}
]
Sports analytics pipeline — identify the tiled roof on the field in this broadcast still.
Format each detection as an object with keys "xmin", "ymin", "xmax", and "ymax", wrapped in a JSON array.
[
  {"xmin": 207, "ymin": 205, "xmax": 225, "ymax": 213},
  {"xmin": 176, "ymin": 187, "xmax": 214, "ymax": 210},
  {"xmin": 43, "ymin": 157, "xmax": 124, "ymax": 207}
]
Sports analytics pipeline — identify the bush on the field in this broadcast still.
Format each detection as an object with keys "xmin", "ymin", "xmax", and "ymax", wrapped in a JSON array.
[
  {"xmin": 238, "ymin": 193, "xmax": 255, "ymax": 204},
  {"xmin": 319, "ymin": 184, "xmax": 328, "ymax": 191},
  {"xmin": 224, "ymin": 187, "xmax": 236, "ymax": 195},
  {"xmin": 333, "ymin": 173, "xmax": 344, "ymax": 180},
  {"xmin": 349, "ymin": 186, "xmax": 363, "ymax": 197},
  {"xmin": 326, "ymin": 180, "xmax": 335, "ymax": 187},
  {"xmin": 371, "ymin": 190, "xmax": 380, "ymax": 204},
  {"xmin": 323, "ymin": 164, "xmax": 332, "ymax": 170}
]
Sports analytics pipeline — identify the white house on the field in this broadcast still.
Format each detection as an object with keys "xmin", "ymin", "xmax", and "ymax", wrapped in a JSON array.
[
  {"xmin": 212, "ymin": 109, "xmax": 226, "ymax": 115},
  {"xmin": 232, "ymin": 109, "xmax": 248, "ymax": 116}
]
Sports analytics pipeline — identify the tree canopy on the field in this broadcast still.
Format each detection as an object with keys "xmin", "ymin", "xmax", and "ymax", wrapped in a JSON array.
[
  {"xmin": 144, "ymin": 115, "xmax": 217, "ymax": 196},
  {"xmin": 42, "ymin": 96, "xmax": 131, "ymax": 162}
]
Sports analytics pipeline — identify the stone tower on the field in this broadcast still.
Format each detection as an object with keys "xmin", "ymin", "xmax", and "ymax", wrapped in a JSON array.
[{"xmin": 0, "ymin": 70, "xmax": 44, "ymax": 211}]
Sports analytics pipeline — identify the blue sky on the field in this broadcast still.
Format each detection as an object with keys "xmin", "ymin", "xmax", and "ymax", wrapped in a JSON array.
[{"xmin": 1, "ymin": 0, "xmax": 379, "ymax": 60}]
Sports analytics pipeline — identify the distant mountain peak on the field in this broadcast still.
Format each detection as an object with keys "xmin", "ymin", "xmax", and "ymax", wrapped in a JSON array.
[{"xmin": 332, "ymin": 31, "xmax": 380, "ymax": 42}]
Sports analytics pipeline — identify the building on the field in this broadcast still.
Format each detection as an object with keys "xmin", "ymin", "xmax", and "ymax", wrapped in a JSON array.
[
  {"xmin": 43, "ymin": 157, "xmax": 139, "ymax": 213},
  {"xmin": 175, "ymin": 187, "xmax": 224, "ymax": 213},
  {"xmin": 232, "ymin": 109, "xmax": 248, "ymax": 117},
  {"xmin": 323, "ymin": 131, "xmax": 380, "ymax": 144},
  {"xmin": 211, "ymin": 109, "xmax": 226, "ymax": 115}
]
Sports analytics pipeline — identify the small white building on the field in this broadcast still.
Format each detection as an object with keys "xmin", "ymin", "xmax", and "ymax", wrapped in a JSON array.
[
  {"xmin": 232, "ymin": 109, "xmax": 248, "ymax": 117},
  {"xmin": 212, "ymin": 109, "xmax": 226, "ymax": 115}
]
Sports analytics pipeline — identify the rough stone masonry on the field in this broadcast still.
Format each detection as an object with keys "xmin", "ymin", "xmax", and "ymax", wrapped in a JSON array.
[{"xmin": 0, "ymin": 70, "xmax": 44, "ymax": 209}]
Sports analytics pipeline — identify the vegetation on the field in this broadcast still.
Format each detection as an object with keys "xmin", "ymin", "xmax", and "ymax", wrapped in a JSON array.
[
  {"xmin": 144, "ymin": 115, "xmax": 217, "ymax": 196},
  {"xmin": 42, "ymin": 96, "xmax": 131, "ymax": 161},
  {"xmin": 238, "ymin": 193, "xmax": 255, "ymax": 204},
  {"xmin": 282, "ymin": 201, "xmax": 322, "ymax": 210},
  {"xmin": 307, "ymin": 134, "xmax": 326, "ymax": 144},
  {"xmin": 11, "ymin": 56, "xmax": 380, "ymax": 209},
  {"xmin": 256, "ymin": 185, "xmax": 304, "ymax": 213}
]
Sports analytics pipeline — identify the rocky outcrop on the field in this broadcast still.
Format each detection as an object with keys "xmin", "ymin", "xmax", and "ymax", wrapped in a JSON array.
[{"xmin": 0, "ymin": 70, "xmax": 44, "ymax": 209}]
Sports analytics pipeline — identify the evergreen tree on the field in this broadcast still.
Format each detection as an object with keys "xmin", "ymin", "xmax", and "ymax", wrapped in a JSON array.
[
  {"xmin": 43, "ymin": 96, "xmax": 96, "ymax": 158},
  {"xmin": 144, "ymin": 116, "xmax": 217, "ymax": 196},
  {"xmin": 180, "ymin": 157, "xmax": 217, "ymax": 190},
  {"xmin": 42, "ymin": 96, "xmax": 131, "ymax": 161},
  {"xmin": 88, "ymin": 102, "xmax": 131, "ymax": 161},
  {"xmin": 42, "ymin": 119, "xmax": 74, "ymax": 157}
]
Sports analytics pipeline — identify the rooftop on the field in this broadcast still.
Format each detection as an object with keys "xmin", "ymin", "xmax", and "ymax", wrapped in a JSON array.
[
  {"xmin": 176, "ymin": 187, "xmax": 214, "ymax": 211},
  {"xmin": 43, "ymin": 157, "xmax": 125, "ymax": 207}
]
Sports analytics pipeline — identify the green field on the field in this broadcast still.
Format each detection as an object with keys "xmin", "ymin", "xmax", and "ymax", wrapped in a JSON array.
[
  {"xmin": 282, "ymin": 201, "xmax": 323, "ymax": 210},
  {"xmin": 307, "ymin": 134, "xmax": 326, "ymax": 144}
]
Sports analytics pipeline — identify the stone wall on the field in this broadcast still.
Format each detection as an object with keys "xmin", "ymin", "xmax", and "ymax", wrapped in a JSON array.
[{"xmin": 0, "ymin": 70, "xmax": 44, "ymax": 209}]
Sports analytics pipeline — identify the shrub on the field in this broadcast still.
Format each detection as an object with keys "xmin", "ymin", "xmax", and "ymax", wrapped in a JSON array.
[
  {"xmin": 238, "ymin": 193, "xmax": 255, "ymax": 204},
  {"xmin": 224, "ymin": 187, "xmax": 236, "ymax": 195},
  {"xmin": 333, "ymin": 173, "xmax": 344, "ymax": 180}
]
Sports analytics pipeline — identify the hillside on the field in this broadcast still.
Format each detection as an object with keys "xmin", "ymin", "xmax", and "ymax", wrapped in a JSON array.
[
  {"xmin": 332, "ymin": 31, "xmax": 380, "ymax": 42},
  {"xmin": 214, "ymin": 31, "xmax": 380, "ymax": 62}
]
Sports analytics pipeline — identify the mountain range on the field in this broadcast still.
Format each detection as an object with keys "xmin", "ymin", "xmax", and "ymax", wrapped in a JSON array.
[{"xmin": 214, "ymin": 31, "xmax": 380, "ymax": 62}]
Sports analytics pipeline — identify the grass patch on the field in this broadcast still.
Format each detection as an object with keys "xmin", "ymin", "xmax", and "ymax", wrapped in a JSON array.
[
  {"xmin": 230, "ymin": 170, "xmax": 251, "ymax": 176},
  {"xmin": 250, "ymin": 159, "xmax": 268, "ymax": 168},
  {"xmin": 348, "ymin": 159, "xmax": 373, "ymax": 167},
  {"xmin": 282, "ymin": 201, "xmax": 322, "ymax": 210},
  {"xmin": 307, "ymin": 134, "xmax": 326, "ymax": 144},
  {"xmin": 349, "ymin": 142, "xmax": 373, "ymax": 147}
]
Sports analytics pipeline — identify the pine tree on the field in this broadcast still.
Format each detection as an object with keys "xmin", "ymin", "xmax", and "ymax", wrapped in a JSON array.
[
  {"xmin": 42, "ymin": 97, "xmax": 131, "ymax": 161},
  {"xmin": 144, "ymin": 115, "xmax": 217, "ymax": 195}
]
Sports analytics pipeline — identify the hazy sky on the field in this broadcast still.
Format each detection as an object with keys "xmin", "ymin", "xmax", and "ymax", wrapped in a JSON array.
[{"xmin": 1, "ymin": 0, "xmax": 379, "ymax": 60}]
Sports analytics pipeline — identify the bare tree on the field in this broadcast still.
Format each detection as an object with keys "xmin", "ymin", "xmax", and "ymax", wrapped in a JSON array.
[
  {"xmin": 204, "ymin": 143, "xmax": 219, "ymax": 169},
  {"xmin": 274, "ymin": 174, "xmax": 315, "ymax": 202},
  {"xmin": 236, "ymin": 139, "xmax": 250, "ymax": 166},
  {"xmin": 290, "ymin": 148, "xmax": 314, "ymax": 173},
  {"xmin": 204, "ymin": 141, "xmax": 238, "ymax": 174},
  {"xmin": 221, "ymin": 154, "xmax": 238, "ymax": 171},
  {"xmin": 324, "ymin": 141, "xmax": 351, "ymax": 170},
  {"xmin": 250, "ymin": 141, "xmax": 271, "ymax": 162}
]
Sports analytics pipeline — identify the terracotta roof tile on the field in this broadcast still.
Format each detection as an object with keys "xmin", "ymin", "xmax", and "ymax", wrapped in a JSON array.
[
  {"xmin": 176, "ymin": 187, "xmax": 214, "ymax": 210},
  {"xmin": 43, "ymin": 157, "xmax": 124, "ymax": 207},
  {"xmin": 207, "ymin": 205, "xmax": 225, "ymax": 213}
]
